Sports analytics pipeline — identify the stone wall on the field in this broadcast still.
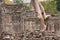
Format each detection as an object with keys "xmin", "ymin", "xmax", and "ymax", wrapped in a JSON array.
[{"xmin": 0, "ymin": 4, "xmax": 60, "ymax": 40}]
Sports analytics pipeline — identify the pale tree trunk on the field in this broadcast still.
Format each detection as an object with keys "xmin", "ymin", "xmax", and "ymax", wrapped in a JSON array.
[
  {"xmin": 30, "ymin": 0, "xmax": 46, "ymax": 18},
  {"xmin": 30, "ymin": 0, "xmax": 46, "ymax": 31},
  {"xmin": 39, "ymin": 2, "xmax": 47, "ymax": 19},
  {"xmin": 39, "ymin": 2, "xmax": 55, "ymax": 32},
  {"xmin": 29, "ymin": 0, "xmax": 35, "ymax": 11}
]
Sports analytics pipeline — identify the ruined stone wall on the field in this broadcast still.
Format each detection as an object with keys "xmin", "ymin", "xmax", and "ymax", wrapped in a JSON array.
[
  {"xmin": 1, "ymin": 13, "xmax": 14, "ymax": 33},
  {"xmin": 1, "ymin": 11, "xmax": 60, "ymax": 33},
  {"xmin": 0, "ymin": 11, "xmax": 60, "ymax": 40},
  {"xmin": 0, "ymin": 4, "xmax": 60, "ymax": 40}
]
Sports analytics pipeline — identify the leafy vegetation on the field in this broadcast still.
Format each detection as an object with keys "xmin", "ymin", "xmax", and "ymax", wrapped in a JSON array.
[
  {"xmin": 41, "ymin": 0, "xmax": 60, "ymax": 14},
  {"xmin": 16, "ymin": 0, "xmax": 23, "ymax": 4},
  {"xmin": 23, "ymin": 3, "xmax": 29, "ymax": 10},
  {"xmin": 17, "ymin": 0, "xmax": 60, "ymax": 14},
  {"xmin": 56, "ymin": 1, "xmax": 60, "ymax": 11},
  {"xmin": 41, "ymin": 1, "xmax": 58, "ymax": 14}
]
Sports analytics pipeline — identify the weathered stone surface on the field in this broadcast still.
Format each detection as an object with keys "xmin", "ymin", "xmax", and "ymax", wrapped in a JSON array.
[{"xmin": 0, "ymin": 3, "xmax": 60, "ymax": 40}]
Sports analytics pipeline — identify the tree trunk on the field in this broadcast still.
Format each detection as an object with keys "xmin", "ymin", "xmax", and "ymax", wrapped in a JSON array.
[
  {"xmin": 39, "ymin": 2, "xmax": 47, "ymax": 19},
  {"xmin": 29, "ymin": 0, "xmax": 35, "ymax": 11},
  {"xmin": 30, "ymin": 0, "xmax": 46, "ymax": 31}
]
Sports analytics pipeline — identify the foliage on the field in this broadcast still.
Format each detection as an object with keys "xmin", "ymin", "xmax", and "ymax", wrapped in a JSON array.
[
  {"xmin": 23, "ymin": 3, "xmax": 29, "ymax": 10},
  {"xmin": 41, "ymin": 1, "xmax": 59, "ymax": 14},
  {"xmin": 16, "ymin": 0, "xmax": 23, "ymax": 4},
  {"xmin": 17, "ymin": 0, "xmax": 60, "ymax": 14},
  {"xmin": 55, "ymin": 0, "xmax": 60, "ymax": 11},
  {"xmin": 23, "ymin": 1, "xmax": 60, "ymax": 14},
  {"xmin": 15, "ymin": 0, "xmax": 29, "ymax": 10}
]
